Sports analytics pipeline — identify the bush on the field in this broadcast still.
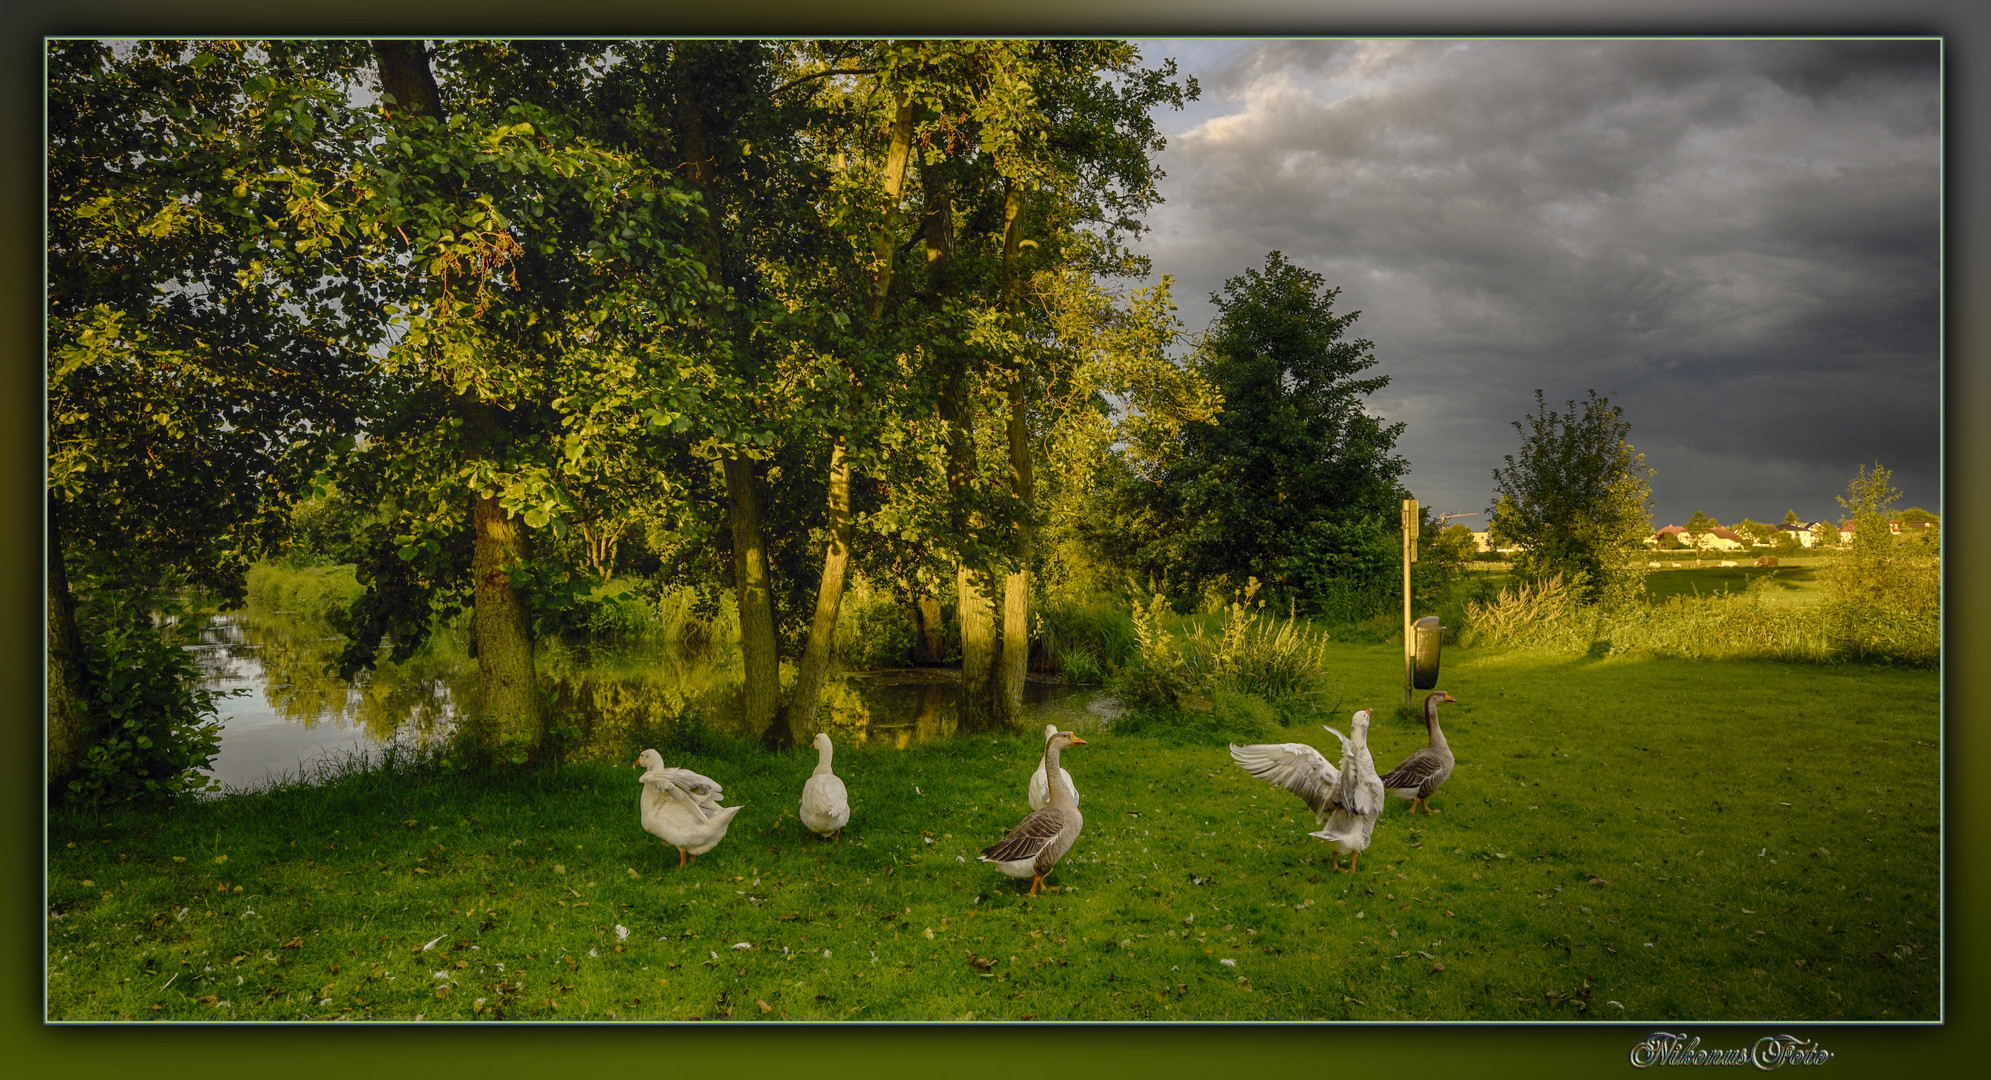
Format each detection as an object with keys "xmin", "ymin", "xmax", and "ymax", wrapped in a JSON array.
[
  {"xmin": 836, "ymin": 580, "xmax": 917, "ymax": 669},
  {"xmin": 1117, "ymin": 580, "xmax": 1335, "ymax": 740},
  {"xmin": 66, "ymin": 588, "xmax": 232, "ymax": 807},
  {"xmin": 1279, "ymin": 515, "xmax": 1397, "ymax": 623},
  {"xmin": 1033, "ymin": 597, "xmax": 1137, "ymax": 681}
]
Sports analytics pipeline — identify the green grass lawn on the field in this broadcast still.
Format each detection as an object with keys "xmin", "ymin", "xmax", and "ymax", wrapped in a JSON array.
[
  {"xmin": 47, "ymin": 644, "xmax": 1939, "ymax": 1023},
  {"xmin": 1643, "ymin": 561, "xmax": 1829, "ymax": 608}
]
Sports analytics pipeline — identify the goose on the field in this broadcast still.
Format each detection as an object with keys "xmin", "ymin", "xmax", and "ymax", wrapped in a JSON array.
[
  {"xmin": 1381, "ymin": 691, "xmax": 1458, "ymax": 814},
  {"xmin": 1028, "ymin": 723, "xmax": 1080, "ymax": 812},
  {"xmin": 980, "ymin": 731, "xmax": 1086, "ymax": 896},
  {"xmin": 1309, "ymin": 710, "xmax": 1386, "ymax": 872},
  {"xmin": 799, "ymin": 732, "xmax": 850, "ymax": 839},
  {"xmin": 633, "ymin": 748, "xmax": 744, "ymax": 868}
]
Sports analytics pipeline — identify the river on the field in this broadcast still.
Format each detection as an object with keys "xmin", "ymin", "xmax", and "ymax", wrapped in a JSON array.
[{"xmin": 188, "ymin": 610, "xmax": 1108, "ymax": 792}]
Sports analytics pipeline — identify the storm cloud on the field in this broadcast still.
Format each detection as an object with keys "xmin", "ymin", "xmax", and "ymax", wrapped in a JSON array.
[{"xmin": 1134, "ymin": 38, "xmax": 1940, "ymax": 528}]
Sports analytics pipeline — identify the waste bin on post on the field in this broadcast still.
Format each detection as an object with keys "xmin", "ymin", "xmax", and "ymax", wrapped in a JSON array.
[{"xmin": 1412, "ymin": 615, "xmax": 1445, "ymax": 690}]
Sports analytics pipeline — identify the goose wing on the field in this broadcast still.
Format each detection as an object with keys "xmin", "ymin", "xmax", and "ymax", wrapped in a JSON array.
[
  {"xmin": 640, "ymin": 768, "xmax": 723, "ymax": 822},
  {"xmin": 980, "ymin": 807, "xmax": 1069, "ymax": 863},
  {"xmin": 1381, "ymin": 747, "xmax": 1449, "ymax": 792},
  {"xmin": 1230, "ymin": 742, "xmax": 1341, "ymax": 819}
]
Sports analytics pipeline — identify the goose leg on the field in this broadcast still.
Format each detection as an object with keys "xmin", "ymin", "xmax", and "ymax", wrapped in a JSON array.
[
  {"xmin": 1026, "ymin": 874, "xmax": 1045, "ymax": 897},
  {"xmin": 677, "ymin": 849, "xmax": 688, "ymax": 869},
  {"xmin": 1350, "ymin": 850, "xmax": 1361, "ymax": 874},
  {"xmin": 688, "ymin": 852, "xmax": 698, "ymax": 866}
]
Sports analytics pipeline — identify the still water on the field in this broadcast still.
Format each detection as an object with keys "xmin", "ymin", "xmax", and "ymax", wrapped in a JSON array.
[{"xmin": 188, "ymin": 611, "xmax": 1107, "ymax": 792}]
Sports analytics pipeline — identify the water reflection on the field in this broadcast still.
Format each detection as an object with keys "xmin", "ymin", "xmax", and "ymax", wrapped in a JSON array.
[
  {"xmin": 189, "ymin": 613, "xmax": 462, "ymax": 791},
  {"xmin": 193, "ymin": 606, "xmax": 1100, "ymax": 790}
]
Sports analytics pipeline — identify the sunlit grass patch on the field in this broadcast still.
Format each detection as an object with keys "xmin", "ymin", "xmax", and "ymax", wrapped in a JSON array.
[{"xmin": 48, "ymin": 648, "xmax": 1938, "ymax": 1022}]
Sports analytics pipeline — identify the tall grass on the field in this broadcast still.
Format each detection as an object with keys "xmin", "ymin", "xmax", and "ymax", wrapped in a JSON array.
[
  {"xmin": 1034, "ymin": 596, "xmax": 1137, "ymax": 683},
  {"xmin": 1461, "ymin": 562, "xmax": 1938, "ymax": 666},
  {"xmin": 1119, "ymin": 580, "xmax": 1335, "ymax": 741},
  {"xmin": 243, "ymin": 562, "xmax": 364, "ymax": 623}
]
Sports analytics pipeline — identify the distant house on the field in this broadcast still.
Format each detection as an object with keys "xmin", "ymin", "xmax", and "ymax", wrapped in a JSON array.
[
  {"xmin": 1774, "ymin": 523, "xmax": 1817, "ymax": 548},
  {"xmin": 1653, "ymin": 524, "xmax": 1742, "ymax": 550},
  {"xmin": 1705, "ymin": 526, "xmax": 1746, "ymax": 551},
  {"xmin": 1469, "ymin": 530, "xmax": 1518, "ymax": 554}
]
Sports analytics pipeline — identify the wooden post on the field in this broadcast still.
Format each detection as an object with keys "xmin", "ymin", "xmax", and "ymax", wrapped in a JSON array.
[{"xmin": 1402, "ymin": 498, "xmax": 1418, "ymax": 711}]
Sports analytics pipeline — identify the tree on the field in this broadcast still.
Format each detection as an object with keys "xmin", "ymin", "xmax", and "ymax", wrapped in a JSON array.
[
  {"xmin": 1123, "ymin": 251, "xmax": 1407, "ymax": 614},
  {"xmin": 1683, "ymin": 510, "xmax": 1715, "ymax": 549},
  {"xmin": 313, "ymin": 42, "xmax": 721, "ymax": 765},
  {"xmin": 1783, "ymin": 509, "xmax": 1802, "ymax": 526},
  {"xmin": 1487, "ymin": 389, "xmax": 1653, "ymax": 607},
  {"xmin": 47, "ymin": 40, "xmax": 384, "ymax": 788}
]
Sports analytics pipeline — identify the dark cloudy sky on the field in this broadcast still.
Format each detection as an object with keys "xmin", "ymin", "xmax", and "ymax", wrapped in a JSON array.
[{"xmin": 1130, "ymin": 38, "xmax": 1941, "ymax": 530}]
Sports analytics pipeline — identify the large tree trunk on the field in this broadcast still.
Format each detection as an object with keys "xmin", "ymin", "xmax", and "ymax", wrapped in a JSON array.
[
  {"xmin": 46, "ymin": 509, "xmax": 88, "ymax": 789},
  {"xmin": 375, "ymin": 41, "xmax": 543, "ymax": 763},
  {"xmin": 470, "ymin": 492, "xmax": 543, "ymax": 763},
  {"xmin": 924, "ymin": 158, "xmax": 1000, "ymax": 730},
  {"xmin": 777, "ymin": 442, "xmax": 851, "ymax": 742},
  {"xmin": 996, "ymin": 395, "xmax": 1035, "ymax": 723},
  {"xmin": 783, "ymin": 97, "xmax": 917, "ymax": 733},
  {"xmin": 669, "ymin": 50, "xmax": 788, "ymax": 745},
  {"xmin": 994, "ymin": 181, "xmax": 1033, "ymax": 724},
  {"xmin": 721, "ymin": 456, "xmax": 782, "ymax": 743}
]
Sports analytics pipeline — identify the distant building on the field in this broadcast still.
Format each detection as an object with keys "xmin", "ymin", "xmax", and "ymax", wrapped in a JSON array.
[
  {"xmin": 1774, "ymin": 523, "xmax": 1817, "ymax": 548},
  {"xmin": 1705, "ymin": 526, "xmax": 1746, "ymax": 551}
]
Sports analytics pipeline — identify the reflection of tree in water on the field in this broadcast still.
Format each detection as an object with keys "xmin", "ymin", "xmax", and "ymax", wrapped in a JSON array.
[
  {"xmin": 539, "ymin": 638, "xmax": 746, "ymax": 762},
  {"xmin": 202, "ymin": 612, "xmax": 462, "ymax": 741},
  {"xmin": 202, "ymin": 610, "xmax": 1065, "ymax": 766}
]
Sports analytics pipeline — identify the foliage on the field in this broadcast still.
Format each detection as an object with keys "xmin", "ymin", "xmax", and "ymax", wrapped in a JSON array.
[
  {"xmin": 1488, "ymin": 389, "xmax": 1654, "ymax": 609},
  {"xmin": 1119, "ymin": 580, "xmax": 1334, "ymax": 740},
  {"xmin": 64, "ymin": 587, "xmax": 231, "ymax": 808},
  {"xmin": 1821, "ymin": 462, "xmax": 1940, "ymax": 663},
  {"xmin": 47, "ymin": 41, "xmax": 380, "ymax": 601},
  {"xmin": 1115, "ymin": 253, "xmax": 1406, "ymax": 610},
  {"xmin": 244, "ymin": 561, "xmax": 364, "ymax": 622}
]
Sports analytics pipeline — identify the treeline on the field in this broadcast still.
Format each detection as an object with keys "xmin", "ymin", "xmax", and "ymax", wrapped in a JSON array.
[{"xmin": 47, "ymin": 40, "xmax": 1421, "ymax": 795}]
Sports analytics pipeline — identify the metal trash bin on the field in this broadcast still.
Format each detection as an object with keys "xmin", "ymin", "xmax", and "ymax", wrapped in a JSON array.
[{"xmin": 1412, "ymin": 615, "xmax": 1445, "ymax": 690}]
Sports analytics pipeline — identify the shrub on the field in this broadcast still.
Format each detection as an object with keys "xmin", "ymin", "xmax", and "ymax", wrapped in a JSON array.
[
  {"xmin": 1118, "ymin": 579, "xmax": 1335, "ymax": 739},
  {"xmin": 65, "ymin": 588, "xmax": 232, "ymax": 808},
  {"xmin": 835, "ymin": 580, "xmax": 917, "ymax": 669},
  {"xmin": 1033, "ymin": 597, "xmax": 1137, "ymax": 680}
]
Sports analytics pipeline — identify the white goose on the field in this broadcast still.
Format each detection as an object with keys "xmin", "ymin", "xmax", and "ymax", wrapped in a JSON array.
[
  {"xmin": 634, "ymin": 748, "xmax": 744, "ymax": 868},
  {"xmin": 799, "ymin": 732, "xmax": 850, "ymax": 839},
  {"xmin": 1309, "ymin": 710, "xmax": 1386, "ymax": 872},
  {"xmin": 1028, "ymin": 722, "xmax": 1080, "ymax": 812},
  {"xmin": 981, "ymin": 731, "xmax": 1086, "ymax": 897}
]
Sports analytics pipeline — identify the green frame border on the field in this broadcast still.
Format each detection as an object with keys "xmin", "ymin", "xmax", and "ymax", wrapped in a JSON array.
[{"xmin": 8, "ymin": 4, "xmax": 1982, "ymax": 1076}]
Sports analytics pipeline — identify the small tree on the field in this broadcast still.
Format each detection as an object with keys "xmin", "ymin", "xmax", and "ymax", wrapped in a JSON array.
[
  {"xmin": 1488, "ymin": 389, "xmax": 1654, "ymax": 607},
  {"xmin": 1683, "ymin": 510, "xmax": 1715, "ymax": 550}
]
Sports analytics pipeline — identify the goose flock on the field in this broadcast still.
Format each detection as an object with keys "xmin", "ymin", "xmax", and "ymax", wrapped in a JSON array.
[{"xmin": 631, "ymin": 689, "xmax": 1459, "ymax": 891}]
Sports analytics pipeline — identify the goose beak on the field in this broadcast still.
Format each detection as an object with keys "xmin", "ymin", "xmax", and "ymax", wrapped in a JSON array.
[{"xmin": 1068, "ymin": 735, "xmax": 1088, "ymax": 745}]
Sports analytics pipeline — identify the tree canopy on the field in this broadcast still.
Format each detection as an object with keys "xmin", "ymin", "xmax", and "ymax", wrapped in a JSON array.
[{"xmin": 1488, "ymin": 389, "xmax": 1654, "ymax": 607}]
